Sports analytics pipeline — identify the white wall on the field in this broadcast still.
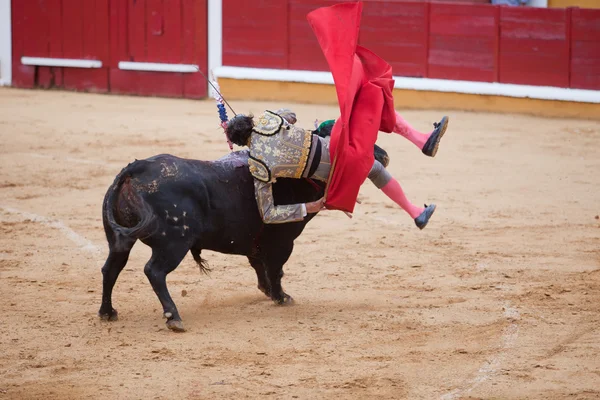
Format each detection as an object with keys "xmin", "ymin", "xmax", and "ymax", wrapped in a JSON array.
[
  {"xmin": 529, "ymin": 0, "xmax": 549, "ymax": 7},
  {"xmin": 0, "ymin": 0, "xmax": 11, "ymax": 85}
]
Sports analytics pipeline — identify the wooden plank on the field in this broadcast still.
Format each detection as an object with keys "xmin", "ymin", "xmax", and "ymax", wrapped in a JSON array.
[
  {"xmin": 428, "ymin": 2, "xmax": 498, "ymax": 82},
  {"xmin": 94, "ymin": 0, "xmax": 111, "ymax": 63},
  {"xmin": 360, "ymin": 1, "xmax": 428, "ymax": 78},
  {"xmin": 145, "ymin": 0, "xmax": 163, "ymax": 61},
  {"xmin": 144, "ymin": 0, "xmax": 182, "ymax": 63},
  {"xmin": 499, "ymin": 7, "xmax": 569, "ymax": 87},
  {"xmin": 109, "ymin": 0, "xmax": 129, "ymax": 66},
  {"xmin": 181, "ymin": 0, "xmax": 196, "ymax": 64},
  {"xmin": 10, "ymin": 0, "xmax": 36, "ymax": 87},
  {"xmin": 109, "ymin": 68, "xmax": 184, "ymax": 97},
  {"xmin": 223, "ymin": 0, "xmax": 288, "ymax": 69},
  {"xmin": 570, "ymin": 8, "xmax": 600, "ymax": 90},
  {"xmin": 162, "ymin": 0, "xmax": 182, "ymax": 63},
  {"xmin": 183, "ymin": 0, "xmax": 208, "ymax": 98},
  {"xmin": 62, "ymin": 0, "xmax": 84, "ymax": 58},
  {"xmin": 288, "ymin": 0, "xmax": 335, "ymax": 71},
  {"xmin": 64, "ymin": 68, "xmax": 109, "ymax": 92},
  {"xmin": 128, "ymin": 0, "xmax": 147, "ymax": 62},
  {"xmin": 37, "ymin": 66, "xmax": 54, "ymax": 88},
  {"xmin": 81, "ymin": 0, "xmax": 98, "ymax": 59},
  {"xmin": 47, "ymin": 0, "xmax": 64, "ymax": 58},
  {"xmin": 22, "ymin": 0, "xmax": 50, "ymax": 57}
]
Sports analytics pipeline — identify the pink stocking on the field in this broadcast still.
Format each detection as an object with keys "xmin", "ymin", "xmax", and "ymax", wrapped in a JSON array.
[
  {"xmin": 393, "ymin": 112, "xmax": 430, "ymax": 150},
  {"xmin": 381, "ymin": 178, "xmax": 424, "ymax": 219}
]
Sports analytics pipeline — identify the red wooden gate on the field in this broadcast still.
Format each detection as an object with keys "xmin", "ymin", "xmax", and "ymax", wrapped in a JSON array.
[
  {"xmin": 11, "ymin": 0, "xmax": 110, "ymax": 92},
  {"xmin": 11, "ymin": 0, "xmax": 208, "ymax": 99},
  {"xmin": 109, "ymin": 0, "xmax": 208, "ymax": 98}
]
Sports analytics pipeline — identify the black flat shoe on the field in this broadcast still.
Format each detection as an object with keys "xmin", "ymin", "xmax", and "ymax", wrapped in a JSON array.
[
  {"xmin": 414, "ymin": 204, "xmax": 436, "ymax": 230},
  {"xmin": 422, "ymin": 116, "xmax": 449, "ymax": 157}
]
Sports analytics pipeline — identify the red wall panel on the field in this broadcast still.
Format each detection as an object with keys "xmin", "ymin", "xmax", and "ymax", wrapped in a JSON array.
[
  {"xmin": 109, "ymin": 0, "xmax": 208, "ymax": 99},
  {"xmin": 182, "ymin": 0, "xmax": 209, "ymax": 98},
  {"xmin": 288, "ymin": 0, "xmax": 337, "ymax": 71},
  {"xmin": 47, "ymin": 0, "xmax": 64, "ymax": 58},
  {"xmin": 11, "ymin": 0, "xmax": 110, "ymax": 92},
  {"xmin": 109, "ymin": 0, "xmax": 129, "ymax": 67},
  {"xmin": 428, "ymin": 3, "xmax": 498, "ymax": 82},
  {"xmin": 570, "ymin": 8, "xmax": 600, "ymax": 90},
  {"xmin": 61, "ymin": 0, "xmax": 83, "ymax": 59},
  {"xmin": 222, "ymin": 0, "xmax": 288, "ymax": 69},
  {"xmin": 10, "ymin": 0, "xmax": 34, "ymax": 87},
  {"xmin": 145, "ymin": 0, "xmax": 182, "ymax": 63},
  {"xmin": 360, "ymin": 1, "xmax": 429, "ymax": 78},
  {"xmin": 499, "ymin": 7, "xmax": 570, "ymax": 87},
  {"xmin": 127, "ymin": 0, "xmax": 147, "ymax": 62},
  {"xmin": 64, "ymin": 69, "xmax": 109, "ymax": 93},
  {"xmin": 110, "ymin": 69, "xmax": 185, "ymax": 97}
]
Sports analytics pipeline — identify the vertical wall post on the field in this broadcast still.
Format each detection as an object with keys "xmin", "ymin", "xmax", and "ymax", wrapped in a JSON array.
[
  {"xmin": 0, "ymin": 0, "xmax": 12, "ymax": 86},
  {"xmin": 207, "ymin": 0, "xmax": 222, "ymax": 95}
]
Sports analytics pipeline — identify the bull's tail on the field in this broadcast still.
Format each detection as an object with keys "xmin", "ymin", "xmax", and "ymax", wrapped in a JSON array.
[{"xmin": 102, "ymin": 160, "xmax": 157, "ymax": 251}]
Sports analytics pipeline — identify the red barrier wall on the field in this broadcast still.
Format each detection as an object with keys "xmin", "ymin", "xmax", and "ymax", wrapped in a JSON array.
[
  {"xmin": 223, "ymin": 0, "xmax": 290, "ymax": 69},
  {"xmin": 570, "ymin": 8, "xmax": 600, "ymax": 90},
  {"xmin": 360, "ymin": 1, "xmax": 429, "ymax": 78},
  {"xmin": 11, "ymin": 1, "xmax": 600, "ymax": 96},
  {"xmin": 11, "ymin": 0, "xmax": 110, "ymax": 92},
  {"xmin": 429, "ymin": 3, "xmax": 498, "ymax": 82},
  {"xmin": 499, "ymin": 7, "xmax": 570, "ymax": 87},
  {"xmin": 11, "ymin": 0, "xmax": 208, "ymax": 98},
  {"xmin": 109, "ymin": 0, "xmax": 208, "ymax": 98},
  {"xmin": 221, "ymin": 1, "xmax": 600, "ymax": 91}
]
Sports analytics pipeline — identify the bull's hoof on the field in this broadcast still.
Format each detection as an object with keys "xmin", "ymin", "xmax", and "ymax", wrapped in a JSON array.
[
  {"xmin": 166, "ymin": 319, "xmax": 186, "ymax": 332},
  {"xmin": 274, "ymin": 294, "xmax": 294, "ymax": 306},
  {"xmin": 98, "ymin": 308, "xmax": 118, "ymax": 321}
]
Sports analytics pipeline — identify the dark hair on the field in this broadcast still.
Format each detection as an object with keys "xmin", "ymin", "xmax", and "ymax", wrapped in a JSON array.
[{"xmin": 226, "ymin": 114, "xmax": 254, "ymax": 146}]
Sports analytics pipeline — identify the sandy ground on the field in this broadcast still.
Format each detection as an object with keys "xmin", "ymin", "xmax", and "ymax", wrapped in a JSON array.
[{"xmin": 0, "ymin": 87, "xmax": 599, "ymax": 400}]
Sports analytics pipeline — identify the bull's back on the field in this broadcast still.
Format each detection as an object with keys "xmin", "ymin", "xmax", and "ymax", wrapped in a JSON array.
[{"xmin": 116, "ymin": 153, "xmax": 262, "ymax": 254}]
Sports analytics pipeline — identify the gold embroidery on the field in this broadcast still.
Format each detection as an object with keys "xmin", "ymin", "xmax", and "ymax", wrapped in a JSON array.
[
  {"xmin": 254, "ymin": 180, "xmax": 305, "ymax": 224},
  {"xmin": 248, "ymin": 157, "xmax": 270, "ymax": 182},
  {"xmin": 253, "ymin": 111, "xmax": 283, "ymax": 136},
  {"xmin": 248, "ymin": 114, "xmax": 314, "ymax": 182}
]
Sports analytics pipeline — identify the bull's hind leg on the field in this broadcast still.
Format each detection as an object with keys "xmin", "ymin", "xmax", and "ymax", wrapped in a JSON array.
[
  {"xmin": 144, "ymin": 244, "xmax": 189, "ymax": 332},
  {"xmin": 263, "ymin": 243, "xmax": 294, "ymax": 305},
  {"xmin": 99, "ymin": 244, "xmax": 135, "ymax": 321},
  {"xmin": 247, "ymin": 256, "xmax": 270, "ymax": 297}
]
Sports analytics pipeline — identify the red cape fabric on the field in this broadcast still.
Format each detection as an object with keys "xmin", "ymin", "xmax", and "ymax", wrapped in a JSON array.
[{"xmin": 307, "ymin": 2, "xmax": 396, "ymax": 213}]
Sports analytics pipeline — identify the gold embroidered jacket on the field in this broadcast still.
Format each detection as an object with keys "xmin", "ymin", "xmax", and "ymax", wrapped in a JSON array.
[{"xmin": 248, "ymin": 109, "xmax": 316, "ymax": 224}]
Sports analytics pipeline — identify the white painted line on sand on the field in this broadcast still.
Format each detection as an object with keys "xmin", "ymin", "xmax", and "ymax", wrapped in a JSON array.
[
  {"xmin": 440, "ymin": 303, "xmax": 520, "ymax": 400},
  {"xmin": 0, "ymin": 205, "xmax": 102, "ymax": 255}
]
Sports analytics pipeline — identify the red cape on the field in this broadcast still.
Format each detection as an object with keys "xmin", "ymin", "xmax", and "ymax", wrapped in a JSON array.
[{"xmin": 307, "ymin": 2, "xmax": 396, "ymax": 213}]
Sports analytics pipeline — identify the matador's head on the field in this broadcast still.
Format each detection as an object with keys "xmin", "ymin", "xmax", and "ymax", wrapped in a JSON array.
[{"xmin": 226, "ymin": 114, "xmax": 254, "ymax": 147}]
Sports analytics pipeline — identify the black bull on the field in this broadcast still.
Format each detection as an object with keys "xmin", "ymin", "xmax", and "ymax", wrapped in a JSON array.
[{"xmin": 99, "ymin": 144, "xmax": 389, "ymax": 332}]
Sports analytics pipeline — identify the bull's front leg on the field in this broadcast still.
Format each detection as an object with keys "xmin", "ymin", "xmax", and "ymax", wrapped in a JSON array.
[
  {"xmin": 263, "ymin": 243, "xmax": 294, "ymax": 305},
  {"xmin": 143, "ymin": 244, "xmax": 189, "ymax": 332},
  {"xmin": 247, "ymin": 255, "xmax": 271, "ymax": 297}
]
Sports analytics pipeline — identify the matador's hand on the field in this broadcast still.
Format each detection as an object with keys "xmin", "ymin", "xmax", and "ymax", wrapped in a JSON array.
[{"xmin": 306, "ymin": 198, "xmax": 326, "ymax": 214}]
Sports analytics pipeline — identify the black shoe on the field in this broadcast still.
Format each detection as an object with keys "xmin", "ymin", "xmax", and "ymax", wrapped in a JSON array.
[
  {"xmin": 422, "ymin": 116, "xmax": 449, "ymax": 157},
  {"xmin": 414, "ymin": 204, "xmax": 436, "ymax": 230}
]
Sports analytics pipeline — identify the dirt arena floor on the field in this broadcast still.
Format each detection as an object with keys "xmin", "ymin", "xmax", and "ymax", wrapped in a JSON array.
[{"xmin": 0, "ymin": 87, "xmax": 599, "ymax": 400}]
